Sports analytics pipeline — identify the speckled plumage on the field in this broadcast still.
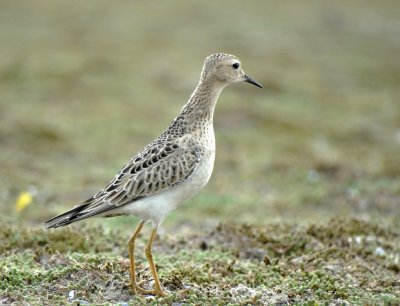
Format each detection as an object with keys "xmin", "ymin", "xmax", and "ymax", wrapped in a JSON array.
[{"xmin": 44, "ymin": 53, "xmax": 262, "ymax": 296}]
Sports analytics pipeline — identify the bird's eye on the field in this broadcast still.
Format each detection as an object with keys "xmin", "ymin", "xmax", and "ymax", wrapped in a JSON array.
[{"xmin": 232, "ymin": 63, "xmax": 240, "ymax": 69}]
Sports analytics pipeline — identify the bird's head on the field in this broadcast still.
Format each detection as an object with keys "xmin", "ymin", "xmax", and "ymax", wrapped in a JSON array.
[{"xmin": 201, "ymin": 53, "xmax": 262, "ymax": 89}]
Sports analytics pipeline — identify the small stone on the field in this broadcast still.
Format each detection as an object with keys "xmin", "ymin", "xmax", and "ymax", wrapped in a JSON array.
[
  {"xmin": 68, "ymin": 290, "xmax": 74, "ymax": 302},
  {"xmin": 374, "ymin": 247, "xmax": 386, "ymax": 256}
]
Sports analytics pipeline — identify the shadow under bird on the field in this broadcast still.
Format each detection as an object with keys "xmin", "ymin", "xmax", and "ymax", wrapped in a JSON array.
[{"xmin": 45, "ymin": 53, "xmax": 262, "ymax": 297}]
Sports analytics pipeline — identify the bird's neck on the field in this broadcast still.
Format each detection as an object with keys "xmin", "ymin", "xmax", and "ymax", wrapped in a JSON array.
[{"xmin": 181, "ymin": 79, "xmax": 224, "ymax": 122}]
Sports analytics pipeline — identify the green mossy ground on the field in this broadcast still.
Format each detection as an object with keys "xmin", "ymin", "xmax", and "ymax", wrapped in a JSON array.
[
  {"xmin": 1, "ymin": 219, "xmax": 399, "ymax": 304},
  {"xmin": 1, "ymin": 0, "xmax": 399, "ymax": 305}
]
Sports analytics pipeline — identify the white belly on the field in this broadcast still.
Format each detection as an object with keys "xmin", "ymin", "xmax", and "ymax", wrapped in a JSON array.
[{"xmin": 111, "ymin": 136, "xmax": 215, "ymax": 227}]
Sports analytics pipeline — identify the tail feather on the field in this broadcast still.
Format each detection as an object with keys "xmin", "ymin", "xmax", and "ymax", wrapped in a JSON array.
[
  {"xmin": 44, "ymin": 204, "xmax": 90, "ymax": 228},
  {"xmin": 44, "ymin": 197, "xmax": 121, "ymax": 228}
]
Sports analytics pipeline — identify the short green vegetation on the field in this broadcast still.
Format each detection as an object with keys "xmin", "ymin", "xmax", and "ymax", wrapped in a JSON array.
[
  {"xmin": 0, "ymin": 0, "xmax": 399, "ymax": 304},
  {"xmin": 1, "ymin": 219, "xmax": 399, "ymax": 304}
]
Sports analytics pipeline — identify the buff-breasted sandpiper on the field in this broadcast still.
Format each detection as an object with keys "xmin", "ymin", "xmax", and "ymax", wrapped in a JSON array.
[{"xmin": 45, "ymin": 53, "xmax": 262, "ymax": 297}]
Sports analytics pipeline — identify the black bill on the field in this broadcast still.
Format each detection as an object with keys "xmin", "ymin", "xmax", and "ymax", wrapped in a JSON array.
[{"xmin": 244, "ymin": 75, "xmax": 262, "ymax": 88}]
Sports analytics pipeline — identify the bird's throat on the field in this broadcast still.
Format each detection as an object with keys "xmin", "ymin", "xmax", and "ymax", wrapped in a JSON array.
[{"xmin": 183, "ymin": 80, "xmax": 224, "ymax": 122}]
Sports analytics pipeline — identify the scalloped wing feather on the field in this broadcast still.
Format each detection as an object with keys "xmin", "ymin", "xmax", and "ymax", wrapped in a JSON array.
[{"xmin": 44, "ymin": 140, "xmax": 200, "ymax": 228}]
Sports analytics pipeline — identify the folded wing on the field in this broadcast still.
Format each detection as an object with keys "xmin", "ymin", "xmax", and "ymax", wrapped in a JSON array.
[{"xmin": 44, "ymin": 140, "xmax": 200, "ymax": 228}]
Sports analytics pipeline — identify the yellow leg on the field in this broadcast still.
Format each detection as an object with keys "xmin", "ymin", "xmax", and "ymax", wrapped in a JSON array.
[
  {"xmin": 145, "ymin": 228, "xmax": 167, "ymax": 297},
  {"xmin": 128, "ymin": 221, "xmax": 154, "ymax": 295}
]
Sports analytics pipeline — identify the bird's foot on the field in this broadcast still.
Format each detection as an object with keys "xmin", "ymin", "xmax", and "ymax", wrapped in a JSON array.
[
  {"xmin": 131, "ymin": 281, "xmax": 152, "ymax": 295},
  {"xmin": 152, "ymin": 287, "xmax": 168, "ymax": 297},
  {"xmin": 131, "ymin": 282, "xmax": 167, "ymax": 297}
]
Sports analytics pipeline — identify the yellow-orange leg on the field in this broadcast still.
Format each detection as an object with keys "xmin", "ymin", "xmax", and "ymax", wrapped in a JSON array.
[
  {"xmin": 145, "ymin": 228, "xmax": 167, "ymax": 297},
  {"xmin": 128, "ymin": 221, "xmax": 154, "ymax": 295}
]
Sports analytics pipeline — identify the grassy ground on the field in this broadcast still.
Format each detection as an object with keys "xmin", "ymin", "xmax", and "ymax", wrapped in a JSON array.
[
  {"xmin": 0, "ymin": 0, "xmax": 399, "ymax": 304},
  {"xmin": 1, "ymin": 218, "xmax": 399, "ymax": 304}
]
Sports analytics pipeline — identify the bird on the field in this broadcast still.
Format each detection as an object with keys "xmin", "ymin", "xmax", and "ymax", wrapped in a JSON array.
[{"xmin": 44, "ymin": 53, "xmax": 262, "ymax": 297}]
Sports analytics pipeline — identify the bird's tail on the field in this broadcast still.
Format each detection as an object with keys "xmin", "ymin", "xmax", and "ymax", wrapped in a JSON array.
[{"xmin": 44, "ymin": 204, "xmax": 90, "ymax": 228}]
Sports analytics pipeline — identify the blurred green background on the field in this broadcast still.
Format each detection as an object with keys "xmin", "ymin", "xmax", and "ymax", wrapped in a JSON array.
[{"xmin": 0, "ymin": 0, "xmax": 399, "ymax": 233}]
